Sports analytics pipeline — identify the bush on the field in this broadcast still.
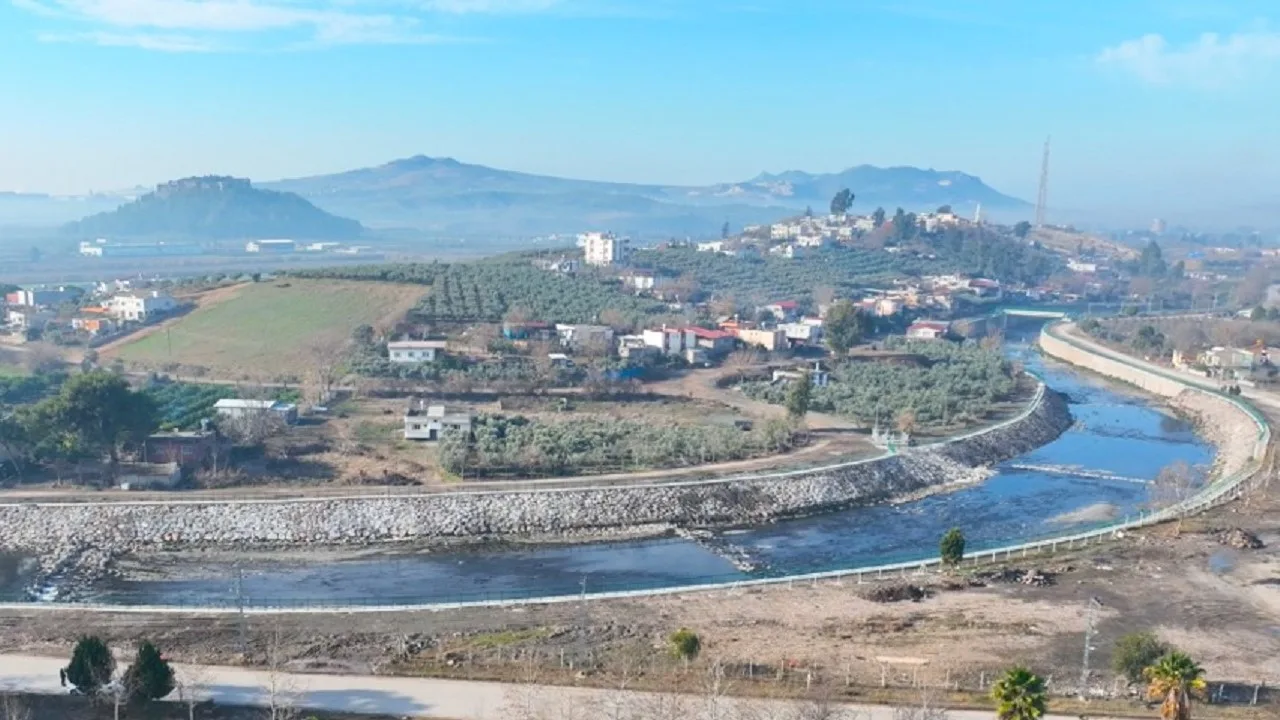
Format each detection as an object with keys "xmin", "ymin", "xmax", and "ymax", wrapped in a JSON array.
[
  {"xmin": 669, "ymin": 628, "xmax": 701, "ymax": 661},
  {"xmin": 123, "ymin": 640, "xmax": 175, "ymax": 702},
  {"xmin": 66, "ymin": 636, "xmax": 114, "ymax": 695},
  {"xmin": 1112, "ymin": 631, "xmax": 1169, "ymax": 684},
  {"xmin": 939, "ymin": 527, "xmax": 965, "ymax": 566}
]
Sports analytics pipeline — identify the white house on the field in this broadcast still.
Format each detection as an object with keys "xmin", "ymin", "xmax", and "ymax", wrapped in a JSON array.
[
  {"xmin": 769, "ymin": 243, "xmax": 804, "ymax": 259},
  {"xmin": 388, "ymin": 340, "xmax": 447, "ymax": 364},
  {"xmin": 906, "ymin": 320, "xmax": 950, "ymax": 340},
  {"xmin": 779, "ymin": 322, "xmax": 823, "ymax": 345},
  {"xmin": 773, "ymin": 363, "xmax": 831, "ymax": 387},
  {"xmin": 579, "ymin": 231, "xmax": 626, "ymax": 267},
  {"xmin": 105, "ymin": 291, "xmax": 178, "ymax": 322},
  {"xmin": 697, "ymin": 240, "xmax": 728, "ymax": 253},
  {"xmin": 404, "ymin": 404, "xmax": 473, "ymax": 441},
  {"xmin": 853, "ymin": 217, "xmax": 877, "ymax": 232},
  {"xmin": 642, "ymin": 327, "xmax": 696, "ymax": 356}
]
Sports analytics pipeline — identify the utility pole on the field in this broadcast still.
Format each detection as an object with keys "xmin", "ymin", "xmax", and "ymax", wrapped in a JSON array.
[
  {"xmin": 1079, "ymin": 596, "xmax": 1103, "ymax": 700},
  {"xmin": 235, "ymin": 565, "xmax": 248, "ymax": 656},
  {"xmin": 1035, "ymin": 137, "xmax": 1051, "ymax": 228}
]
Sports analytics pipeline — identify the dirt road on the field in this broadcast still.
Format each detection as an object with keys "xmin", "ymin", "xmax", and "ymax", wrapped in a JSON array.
[{"xmin": 0, "ymin": 654, "xmax": 1130, "ymax": 720}]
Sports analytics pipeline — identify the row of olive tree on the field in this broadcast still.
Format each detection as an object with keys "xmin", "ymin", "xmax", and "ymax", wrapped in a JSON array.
[
  {"xmin": 742, "ymin": 339, "xmax": 1017, "ymax": 429},
  {"xmin": 438, "ymin": 415, "xmax": 798, "ymax": 477}
]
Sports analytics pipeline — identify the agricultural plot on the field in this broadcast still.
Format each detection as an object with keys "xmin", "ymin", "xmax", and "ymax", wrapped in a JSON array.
[{"xmin": 108, "ymin": 280, "xmax": 423, "ymax": 380}]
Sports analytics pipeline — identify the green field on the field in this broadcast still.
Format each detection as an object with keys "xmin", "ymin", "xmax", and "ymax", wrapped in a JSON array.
[{"xmin": 109, "ymin": 280, "xmax": 424, "ymax": 379}]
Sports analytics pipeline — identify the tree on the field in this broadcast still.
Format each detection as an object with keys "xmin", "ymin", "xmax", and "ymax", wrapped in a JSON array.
[
  {"xmin": 1139, "ymin": 241, "xmax": 1167, "ymax": 278},
  {"xmin": 27, "ymin": 246, "xmax": 41, "ymax": 263},
  {"xmin": 830, "ymin": 188, "xmax": 854, "ymax": 216},
  {"xmin": 1112, "ymin": 631, "xmax": 1170, "ymax": 685},
  {"xmin": 824, "ymin": 300, "xmax": 867, "ymax": 356},
  {"xmin": 804, "ymin": 205, "xmax": 813, "ymax": 218},
  {"xmin": 895, "ymin": 408, "xmax": 917, "ymax": 435},
  {"xmin": 1250, "ymin": 305, "xmax": 1266, "ymax": 321},
  {"xmin": 1234, "ymin": 265, "xmax": 1271, "ymax": 308},
  {"xmin": 1013, "ymin": 221, "xmax": 1032, "ymax": 239},
  {"xmin": 785, "ymin": 371, "xmax": 812, "ymax": 420},
  {"xmin": 668, "ymin": 628, "xmax": 701, "ymax": 661},
  {"xmin": 721, "ymin": 221, "xmax": 731, "ymax": 239},
  {"xmin": 724, "ymin": 348, "xmax": 759, "ymax": 385},
  {"xmin": 53, "ymin": 372, "xmax": 158, "ymax": 465},
  {"xmin": 936, "ymin": 204, "xmax": 952, "ymax": 214},
  {"xmin": 1144, "ymin": 652, "xmax": 1206, "ymax": 720},
  {"xmin": 123, "ymin": 640, "xmax": 175, "ymax": 702},
  {"xmin": 351, "ymin": 324, "xmax": 375, "ymax": 347},
  {"xmin": 990, "ymin": 666, "xmax": 1046, "ymax": 720},
  {"xmin": 65, "ymin": 636, "xmax": 115, "ymax": 696},
  {"xmin": 872, "ymin": 207, "xmax": 886, "ymax": 228},
  {"xmin": 939, "ymin": 527, "xmax": 965, "ymax": 566}
]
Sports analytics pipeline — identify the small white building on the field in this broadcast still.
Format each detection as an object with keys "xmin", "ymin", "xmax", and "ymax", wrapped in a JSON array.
[
  {"xmin": 772, "ymin": 362, "xmax": 831, "ymax": 387},
  {"xmin": 388, "ymin": 340, "xmax": 448, "ymax": 364},
  {"xmin": 404, "ymin": 404, "xmax": 473, "ymax": 441},
  {"xmin": 642, "ymin": 327, "xmax": 696, "ymax": 356},
  {"xmin": 579, "ymin": 231, "xmax": 627, "ymax": 267},
  {"xmin": 906, "ymin": 321, "xmax": 950, "ymax": 340},
  {"xmin": 213, "ymin": 399, "xmax": 298, "ymax": 425},
  {"xmin": 555, "ymin": 324, "xmax": 615, "ymax": 351},
  {"xmin": 245, "ymin": 239, "xmax": 296, "ymax": 253},
  {"xmin": 779, "ymin": 322, "xmax": 823, "ymax": 345},
  {"xmin": 105, "ymin": 291, "xmax": 178, "ymax": 322}
]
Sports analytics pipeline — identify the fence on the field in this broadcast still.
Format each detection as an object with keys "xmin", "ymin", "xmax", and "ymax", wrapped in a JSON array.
[{"xmin": 0, "ymin": 320, "xmax": 1268, "ymax": 614}]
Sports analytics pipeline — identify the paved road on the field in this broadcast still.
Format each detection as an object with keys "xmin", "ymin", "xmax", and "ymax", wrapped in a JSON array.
[{"xmin": 0, "ymin": 654, "xmax": 1130, "ymax": 720}]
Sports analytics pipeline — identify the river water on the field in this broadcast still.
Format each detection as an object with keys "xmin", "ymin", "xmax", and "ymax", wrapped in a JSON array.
[{"xmin": 80, "ymin": 340, "xmax": 1212, "ymax": 608}]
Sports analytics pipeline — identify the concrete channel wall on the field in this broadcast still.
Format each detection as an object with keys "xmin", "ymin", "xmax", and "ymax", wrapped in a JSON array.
[
  {"xmin": 3, "ymin": 320, "xmax": 1264, "ymax": 613},
  {"xmin": 0, "ymin": 381, "xmax": 1071, "ymax": 592}
]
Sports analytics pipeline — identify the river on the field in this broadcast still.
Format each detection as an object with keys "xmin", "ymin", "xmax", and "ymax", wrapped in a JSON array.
[{"xmin": 75, "ymin": 340, "xmax": 1211, "ymax": 608}]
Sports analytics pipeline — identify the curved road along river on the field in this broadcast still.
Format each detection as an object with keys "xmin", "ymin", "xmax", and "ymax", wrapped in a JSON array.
[{"xmin": 0, "ymin": 653, "xmax": 1129, "ymax": 720}]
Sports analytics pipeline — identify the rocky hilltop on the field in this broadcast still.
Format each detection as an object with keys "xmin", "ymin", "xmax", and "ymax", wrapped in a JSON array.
[{"xmin": 63, "ymin": 176, "xmax": 363, "ymax": 240}]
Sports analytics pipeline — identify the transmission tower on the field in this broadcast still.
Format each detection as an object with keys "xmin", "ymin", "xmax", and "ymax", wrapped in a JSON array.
[{"xmin": 1034, "ymin": 137, "xmax": 1051, "ymax": 227}]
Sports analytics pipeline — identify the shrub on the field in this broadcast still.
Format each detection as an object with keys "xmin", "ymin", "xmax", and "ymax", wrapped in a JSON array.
[
  {"xmin": 1112, "ymin": 631, "xmax": 1169, "ymax": 685},
  {"xmin": 669, "ymin": 628, "xmax": 701, "ymax": 661},
  {"xmin": 939, "ymin": 527, "xmax": 965, "ymax": 566}
]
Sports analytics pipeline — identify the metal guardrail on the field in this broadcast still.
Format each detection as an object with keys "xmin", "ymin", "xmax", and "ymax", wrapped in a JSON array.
[
  {"xmin": 0, "ymin": 382, "xmax": 1048, "ymax": 509},
  {"xmin": 0, "ymin": 323, "xmax": 1265, "ymax": 614}
]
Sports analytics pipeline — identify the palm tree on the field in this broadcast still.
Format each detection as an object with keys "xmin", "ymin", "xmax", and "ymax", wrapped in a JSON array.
[
  {"xmin": 1144, "ymin": 652, "xmax": 1207, "ymax": 720},
  {"xmin": 991, "ymin": 666, "xmax": 1047, "ymax": 720}
]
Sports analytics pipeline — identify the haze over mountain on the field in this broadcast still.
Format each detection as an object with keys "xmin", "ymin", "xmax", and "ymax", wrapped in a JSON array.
[
  {"xmin": 61, "ymin": 177, "xmax": 363, "ymax": 241},
  {"xmin": 9, "ymin": 158, "xmax": 1028, "ymax": 239},
  {"xmin": 263, "ymin": 156, "xmax": 1027, "ymax": 237}
]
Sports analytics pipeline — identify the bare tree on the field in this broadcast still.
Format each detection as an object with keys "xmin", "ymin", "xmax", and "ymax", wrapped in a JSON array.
[
  {"xmin": 725, "ymin": 348, "xmax": 761, "ymax": 385},
  {"xmin": 0, "ymin": 695, "xmax": 32, "ymax": 720},
  {"xmin": 892, "ymin": 688, "xmax": 950, "ymax": 720},
  {"xmin": 1149, "ymin": 460, "xmax": 1199, "ymax": 533},
  {"xmin": 175, "ymin": 666, "xmax": 209, "ymax": 720},
  {"xmin": 264, "ymin": 628, "xmax": 300, "ymax": 720},
  {"xmin": 302, "ymin": 335, "xmax": 348, "ymax": 406}
]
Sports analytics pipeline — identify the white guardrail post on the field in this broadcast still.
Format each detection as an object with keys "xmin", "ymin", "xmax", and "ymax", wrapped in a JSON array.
[{"xmin": 0, "ymin": 321, "xmax": 1268, "ymax": 615}]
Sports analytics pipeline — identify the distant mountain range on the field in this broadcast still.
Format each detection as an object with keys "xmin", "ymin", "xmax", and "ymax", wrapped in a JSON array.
[
  {"xmin": 266, "ymin": 156, "xmax": 1028, "ymax": 237},
  {"xmin": 4, "ymin": 157, "xmax": 1029, "ymax": 239},
  {"xmin": 60, "ymin": 177, "xmax": 363, "ymax": 240}
]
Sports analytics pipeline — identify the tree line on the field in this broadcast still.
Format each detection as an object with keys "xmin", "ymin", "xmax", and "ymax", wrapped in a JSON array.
[
  {"xmin": 438, "ymin": 414, "xmax": 799, "ymax": 478},
  {"xmin": 741, "ymin": 339, "xmax": 1018, "ymax": 429}
]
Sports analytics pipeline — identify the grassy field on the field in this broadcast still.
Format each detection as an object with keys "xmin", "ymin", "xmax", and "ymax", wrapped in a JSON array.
[{"xmin": 107, "ymin": 279, "xmax": 424, "ymax": 380}]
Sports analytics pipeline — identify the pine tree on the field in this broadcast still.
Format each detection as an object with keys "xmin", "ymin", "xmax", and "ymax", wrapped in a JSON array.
[
  {"xmin": 124, "ymin": 640, "xmax": 176, "ymax": 702},
  {"xmin": 66, "ymin": 636, "xmax": 115, "ymax": 695}
]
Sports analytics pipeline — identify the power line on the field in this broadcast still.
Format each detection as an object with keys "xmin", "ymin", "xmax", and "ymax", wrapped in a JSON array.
[{"xmin": 1035, "ymin": 137, "xmax": 1051, "ymax": 228}]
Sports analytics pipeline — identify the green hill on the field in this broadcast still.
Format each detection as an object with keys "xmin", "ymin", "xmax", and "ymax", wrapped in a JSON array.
[{"xmin": 63, "ymin": 176, "xmax": 363, "ymax": 240}]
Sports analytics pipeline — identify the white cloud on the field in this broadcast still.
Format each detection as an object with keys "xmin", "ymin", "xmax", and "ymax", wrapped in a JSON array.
[
  {"xmin": 9, "ymin": 0, "xmax": 563, "ymax": 50},
  {"xmin": 1097, "ymin": 29, "xmax": 1280, "ymax": 88}
]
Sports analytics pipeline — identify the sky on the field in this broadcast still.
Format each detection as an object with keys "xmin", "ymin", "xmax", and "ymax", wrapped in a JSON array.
[{"xmin": 2, "ymin": 0, "xmax": 1279, "ymax": 226}]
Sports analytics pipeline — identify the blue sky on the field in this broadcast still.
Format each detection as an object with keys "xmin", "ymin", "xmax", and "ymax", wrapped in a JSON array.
[{"xmin": 2, "ymin": 0, "xmax": 1279, "ymax": 225}]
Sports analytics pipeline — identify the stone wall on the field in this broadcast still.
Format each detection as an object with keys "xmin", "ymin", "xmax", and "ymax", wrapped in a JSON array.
[{"xmin": 0, "ymin": 386, "xmax": 1071, "ymax": 594}]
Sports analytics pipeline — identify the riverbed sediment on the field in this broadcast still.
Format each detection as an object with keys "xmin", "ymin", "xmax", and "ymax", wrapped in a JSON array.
[{"xmin": 0, "ymin": 384, "xmax": 1073, "ymax": 599}]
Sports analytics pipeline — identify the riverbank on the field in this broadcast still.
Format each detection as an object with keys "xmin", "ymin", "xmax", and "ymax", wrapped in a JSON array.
[{"xmin": 0, "ymin": 381, "xmax": 1071, "ymax": 601}]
